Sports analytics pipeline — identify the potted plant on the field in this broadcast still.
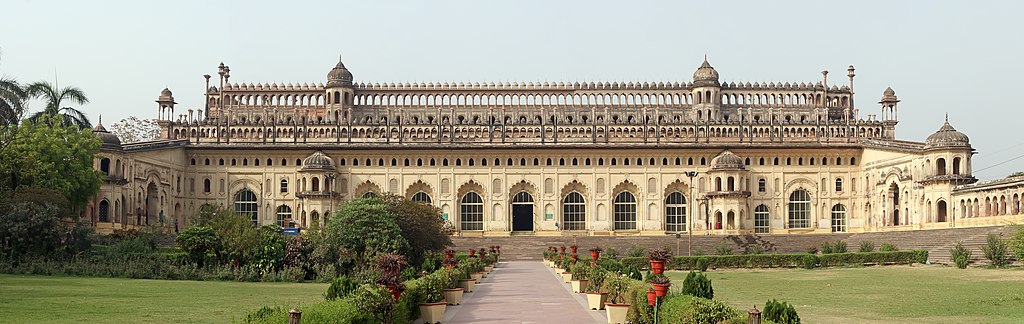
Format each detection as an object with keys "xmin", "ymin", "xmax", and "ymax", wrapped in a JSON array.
[
  {"xmin": 646, "ymin": 288, "xmax": 657, "ymax": 306},
  {"xmin": 375, "ymin": 275, "xmax": 405, "ymax": 300},
  {"xmin": 570, "ymin": 263, "xmax": 589, "ymax": 293},
  {"xmin": 570, "ymin": 244, "xmax": 579, "ymax": 254},
  {"xmin": 604, "ymin": 275, "xmax": 631, "ymax": 324},
  {"xmin": 468, "ymin": 249, "xmax": 476, "ymax": 257},
  {"xmin": 647, "ymin": 247, "xmax": 672, "ymax": 275},
  {"xmin": 585, "ymin": 270, "xmax": 609, "ymax": 310},
  {"xmin": 444, "ymin": 248, "xmax": 456, "ymax": 260},
  {"xmin": 590, "ymin": 247, "xmax": 603, "ymax": 261},
  {"xmin": 443, "ymin": 258, "xmax": 459, "ymax": 269},
  {"xmin": 559, "ymin": 246, "xmax": 567, "ymax": 253},
  {"xmin": 649, "ymin": 274, "xmax": 671, "ymax": 297},
  {"xmin": 418, "ymin": 273, "xmax": 448, "ymax": 324},
  {"xmin": 441, "ymin": 268, "xmax": 464, "ymax": 305},
  {"xmin": 374, "ymin": 254, "xmax": 409, "ymax": 300}
]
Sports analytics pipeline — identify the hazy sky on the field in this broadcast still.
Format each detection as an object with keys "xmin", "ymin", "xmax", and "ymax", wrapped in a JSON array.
[{"xmin": 2, "ymin": 0, "xmax": 1022, "ymax": 179}]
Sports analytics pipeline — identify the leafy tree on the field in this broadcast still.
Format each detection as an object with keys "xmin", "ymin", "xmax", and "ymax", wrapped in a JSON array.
[
  {"xmin": 1009, "ymin": 225, "xmax": 1024, "ymax": 263},
  {"xmin": 0, "ymin": 186, "xmax": 90, "ymax": 259},
  {"xmin": 381, "ymin": 194, "xmax": 453, "ymax": 267},
  {"xmin": 25, "ymin": 80, "xmax": 90, "ymax": 128},
  {"xmin": 0, "ymin": 115, "xmax": 101, "ymax": 209},
  {"xmin": 1008, "ymin": 171, "xmax": 1024, "ymax": 178},
  {"xmin": 109, "ymin": 116, "xmax": 160, "ymax": 143},
  {"xmin": 681, "ymin": 270, "xmax": 714, "ymax": 299},
  {"xmin": 192, "ymin": 204, "xmax": 261, "ymax": 267},
  {"xmin": 176, "ymin": 226, "xmax": 218, "ymax": 267},
  {"xmin": 0, "ymin": 52, "xmax": 27, "ymax": 127},
  {"xmin": 321, "ymin": 198, "xmax": 409, "ymax": 274}
]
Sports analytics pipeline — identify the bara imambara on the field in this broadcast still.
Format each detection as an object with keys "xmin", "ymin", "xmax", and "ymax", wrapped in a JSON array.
[{"xmin": 85, "ymin": 56, "xmax": 1024, "ymax": 236}]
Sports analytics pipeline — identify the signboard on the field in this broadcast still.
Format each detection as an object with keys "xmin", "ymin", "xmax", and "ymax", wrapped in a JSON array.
[
  {"xmin": 545, "ymin": 213, "xmax": 554, "ymax": 220},
  {"xmin": 281, "ymin": 227, "xmax": 301, "ymax": 236},
  {"xmin": 442, "ymin": 213, "xmax": 449, "ymax": 221}
]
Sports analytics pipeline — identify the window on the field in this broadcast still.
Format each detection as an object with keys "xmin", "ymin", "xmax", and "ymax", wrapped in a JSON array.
[
  {"xmin": 276, "ymin": 205, "xmax": 292, "ymax": 227},
  {"xmin": 613, "ymin": 191, "xmax": 637, "ymax": 230},
  {"xmin": 234, "ymin": 189, "xmax": 258, "ymax": 225},
  {"xmin": 758, "ymin": 178, "xmax": 767, "ymax": 192},
  {"xmin": 231, "ymin": 159, "xmax": 237, "ymax": 166},
  {"xmin": 665, "ymin": 192, "xmax": 687, "ymax": 232},
  {"xmin": 204, "ymin": 158, "xmax": 210, "ymax": 165},
  {"xmin": 412, "ymin": 191, "xmax": 432, "ymax": 203},
  {"xmin": 219, "ymin": 159, "xmax": 224, "ymax": 165},
  {"xmin": 562, "ymin": 192, "xmax": 586, "ymax": 231},
  {"xmin": 831, "ymin": 204, "xmax": 847, "ymax": 232},
  {"xmin": 203, "ymin": 179, "xmax": 211, "ymax": 193},
  {"xmin": 754, "ymin": 205, "xmax": 770, "ymax": 233},
  {"xmin": 835, "ymin": 178, "xmax": 843, "ymax": 192},
  {"xmin": 460, "ymin": 192, "xmax": 484, "ymax": 231},
  {"xmin": 312, "ymin": 177, "xmax": 320, "ymax": 191},
  {"xmin": 280, "ymin": 179, "xmax": 289, "ymax": 193},
  {"xmin": 189, "ymin": 158, "xmax": 195, "ymax": 166},
  {"xmin": 788, "ymin": 189, "xmax": 811, "ymax": 228},
  {"xmin": 98, "ymin": 200, "xmax": 110, "ymax": 222}
]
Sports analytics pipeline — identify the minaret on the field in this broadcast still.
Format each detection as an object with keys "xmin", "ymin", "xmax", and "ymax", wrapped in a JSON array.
[
  {"xmin": 691, "ymin": 56, "xmax": 721, "ymax": 123},
  {"xmin": 155, "ymin": 88, "xmax": 177, "ymax": 139},
  {"xmin": 879, "ymin": 87, "xmax": 899, "ymax": 139},
  {"xmin": 325, "ymin": 55, "xmax": 355, "ymax": 140}
]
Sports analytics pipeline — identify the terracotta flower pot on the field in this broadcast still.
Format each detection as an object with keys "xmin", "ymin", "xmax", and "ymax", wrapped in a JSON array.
[
  {"xmin": 653, "ymin": 283, "xmax": 671, "ymax": 297},
  {"xmin": 605, "ymin": 303, "xmax": 631, "ymax": 324},
  {"xmin": 646, "ymin": 290, "xmax": 657, "ymax": 306},
  {"xmin": 570, "ymin": 247, "xmax": 578, "ymax": 254},
  {"xmin": 561, "ymin": 272, "xmax": 573, "ymax": 283},
  {"xmin": 650, "ymin": 259, "xmax": 666, "ymax": 275},
  {"xmin": 591, "ymin": 251, "xmax": 600, "ymax": 260},
  {"xmin": 469, "ymin": 250, "xmax": 476, "ymax": 256},
  {"xmin": 418, "ymin": 302, "xmax": 447, "ymax": 324},
  {"xmin": 458, "ymin": 278, "xmax": 476, "ymax": 292},
  {"xmin": 386, "ymin": 285, "xmax": 402, "ymax": 300},
  {"xmin": 586, "ymin": 292, "xmax": 608, "ymax": 310},
  {"xmin": 571, "ymin": 279, "xmax": 588, "ymax": 293},
  {"xmin": 444, "ymin": 252, "xmax": 455, "ymax": 259},
  {"xmin": 443, "ymin": 288, "xmax": 464, "ymax": 305}
]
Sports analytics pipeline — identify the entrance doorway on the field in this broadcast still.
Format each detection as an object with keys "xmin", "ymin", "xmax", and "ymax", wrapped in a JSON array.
[{"xmin": 511, "ymin": 191, "xmax": 534, "ymax": 231}]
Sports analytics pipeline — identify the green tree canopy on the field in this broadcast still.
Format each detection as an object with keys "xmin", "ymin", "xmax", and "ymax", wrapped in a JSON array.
[
  {"xmin": 0, "ymin": 115, "xmax": 101, "ymax": 210},
  {"xmin": 25, "ymin": 80, "xmax": 91, "ymax": 128},
  {"xmin": 1008, "ymin": 171, "xmax": 1024, "ymax": 178},
  {"xmin": 381, "ymin": 194, "xmax": 453, "ymax": 267},
  {"xmin": 325, "ymin": 198, "xmax": 409, "ymax": 263}
]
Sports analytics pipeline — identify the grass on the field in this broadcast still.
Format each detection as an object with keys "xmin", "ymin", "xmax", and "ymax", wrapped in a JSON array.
[
  {"xmin": 0, "ymin": 274, "xmax": 328, "ymax": 323},
  {"xmin": 666, "ymin": 265, "xmax": 1024, "ymax": 323}
]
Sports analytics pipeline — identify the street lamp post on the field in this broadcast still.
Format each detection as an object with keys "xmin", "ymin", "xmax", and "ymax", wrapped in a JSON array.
[{"xmin": 684, "ymin": 171, "xmax": 698, "ymax": 256}]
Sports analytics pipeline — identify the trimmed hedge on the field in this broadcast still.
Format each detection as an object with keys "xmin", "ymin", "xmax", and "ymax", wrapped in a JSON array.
[{"xmin": 618, "ymin": 250, "xmax": 928, "ymax": 270}]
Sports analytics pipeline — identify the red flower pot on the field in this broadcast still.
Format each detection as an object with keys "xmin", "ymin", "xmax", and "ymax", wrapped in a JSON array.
[
  {"xmin": 650, "ymin": 259, "xmax": 666, "ymax": 275},
  {"xmin": 444, "ymin": 264, "xmax": 454, "ymax": 269},
  {"xmin": 386, "ymin": 285, "xmax": 402, "ymax": 300},
  {"xmin": 591, "ymin": 251, "xmax": 600, "ymax": 260},
  {"xmin": 444, "ymin": 252, "xmax": 455, "ymax": 259},
  {"xmin": 570, "ymin": 247, "xmax": 578, "ymax": 254},
  {"xmin": 653, "ymin": 283, "xmax": 671, "ymax": 297},
  {"xmin": 646, "ymin": 290, "xmax": 657, "ymax": 306},
  {"xmin": 469, "ymin": 250, "xmax": 476, "ymax": 256},
  {"xmin": 571, "ymin": 254, "xmax": 579, "ymax": 261},
  {"xmin": 559, "ymin": 247, "xmax": 566, "ymax": 253}
]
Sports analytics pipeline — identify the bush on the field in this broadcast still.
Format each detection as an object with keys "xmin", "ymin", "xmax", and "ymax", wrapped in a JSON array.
[
  {"xmin": 176, "ymin": 226, "xmax": 217, "ymax": 267},
  {"xmin": 805, "ymin": 245, "xmax": 818, "ymax": 254},
  {"xmin": 859, "ymin": 240, "xmax": 875, "ymax": 252},
  {"xmin": 982, "ymin": 234, "xmax": 1009, "ymax": 267},
  {"xmin": 744, "ymin": 245, "xmax": 765, "ymax": 255},
  {"xmin": 950, "ymin": 241, "xmax": 972, "ymax": 269},
  {"xmin": 628, "ymin": 245, "xmax": 646, "ymax": 258},
  {"xmin": 880, "ymin": 243, "xmax": 898, "ymax": 252},
  {"xmin": 326, "ymin": 276, "xmax": 361, "ymax": 300},
  {"xmin": 1010, "ymin": 225, "xmax": 1024, "ymax": 264},
  {"xmin": 681, "ymin": 271, "xmax": 713, "ymax": 299},
  {"xmin": 820, "ymin": 242, "xmax": 834, "ymax": 254},
  {"xmin": 714, "ymin": 241, "xmax": 734, "ymax": 256},
  {"xmin": 833, "ymin": 240, "xmax": 848, "ymax": 253},
  {"xmin": 687, "ymin": 297, "xmax": 738, "ymax": 324},
  {"xmin": 696, "ymin": 257, "xmax": 710, "ymax": 272},
  {"xmin": 801, "ymin": 254, "xmax": 817, "ymax": 269},
  {"xmin": 763, "ymin": 299, "xmax": 801, "ymax": 324}
]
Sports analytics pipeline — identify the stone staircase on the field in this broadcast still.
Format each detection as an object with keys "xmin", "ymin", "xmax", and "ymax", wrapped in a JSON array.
[{"xmin": 452, "ymin": 225, "xmax": 1019, "ymax": 266}]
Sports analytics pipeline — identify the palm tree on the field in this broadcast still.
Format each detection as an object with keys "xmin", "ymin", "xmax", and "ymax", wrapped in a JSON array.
[
  {"xmin": 0, "ymin": 76, "xmax": 26, "ymax": 126},
  {"xmin": 26, "ymin": 80, "xmax": 90, "ymax": 128}
]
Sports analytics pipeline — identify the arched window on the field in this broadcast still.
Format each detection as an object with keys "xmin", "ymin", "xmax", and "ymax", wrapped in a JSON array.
[
  {"xmin": 234, "ymin": 189, "xmax": 258, "ymax": 225},
  {"xmin": 835, "ymin": 178, "xmax": 843, "ymax": 192},
  {"xmin": 203, "ymin": 179, "xmax": 211, "ymax": 193},
  {"xmin": 936, "ymin": 200, "xmax": 948, "ymax": 222},
  {"xmin": 460, "ymin": 192, "xmax": 484, "ymax": 231},
  {"xmin": 276, "ymin": 205, "xmax": 292, "ymax": 227},
  {"xmin": 100, "ymin": 158, "xmax": 110, "ymax": 175},
  {"xmin": 831, "ymin": 204, "xmax": 847, "ymax": 232},
  {"xmin": 758, "ymin": 178, "xmax": 767, "ymax": 192},
  {"xmin": 562, "ymin": 192, "xmax": 586, "ymax": 231},
  {"xmin": 311, "ymin": 177, "xmax": 320, "ymax": 192},
  {"xmin": 788, "ymin": 189, "xmax": 811, "ymax": 228},
  {"xmin": 665, "ymin": 192, "xmax": 687, "ymax": 232},
  {"xmin": 952, "ymin": 157, "xmax": 961, "ymax": 175},
  {"xmin": 280, "ymin": 179, "xmax": 288, "ymax": 193},
  {"xmin": 936, "ymin": 158, "xmax": 947, "ymax": 176},
  {"xmin": 98, "ymin": 199, "xmax": 110, "ymax": 222},
  {"xmin": 613, "ymin": 191, "xmax": 637, "ymax": 230},
  {"xmin": 412, "ymin": 191, "xmax": 432, "ymax": 204},
  {"xmin": 754, "ymin": 205, "xmax": 770, "ymax": 233}
]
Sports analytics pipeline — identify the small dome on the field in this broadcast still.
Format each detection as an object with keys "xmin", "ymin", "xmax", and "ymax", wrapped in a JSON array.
[
  {"xmin": 161, "ymin": 88, "xmax": 173, "ymax": 96},
  {"xmin": 301, "ymin": 151, "xmax": 336, "ymax": 172},
  {"xmin": 925, "ymin": 117, "xmax": 970, "ymax": 149},
  {"xmin": 92, "ymin": 118, "xmax": 122, "ymax": 151},
  {"xmin": 710, "ymin": 150, "xmax": 744, "ymax": 170},
  {"xmin": 692, "ymin": 57, "xmax": 720, "ymax": 86},
  {"xmin": 883, "ymin": 86, "xmax": 895, "ymax": 96},
  {"xmin": 326, "ymin": 56, "xmax": 354, "ymax": 87}
]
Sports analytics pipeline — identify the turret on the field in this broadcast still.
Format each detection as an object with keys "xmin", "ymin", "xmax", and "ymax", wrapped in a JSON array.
[
  {"xmin": 325, "ymin": 55, "xmax": 356, "ymax": 124},
  {"xmin": 879, "ymin": 87, "xmax": 899, "ymax": 138},
  {"xmin": 691, "ymin": 56, "xmax": 721, "ymax": 122}
]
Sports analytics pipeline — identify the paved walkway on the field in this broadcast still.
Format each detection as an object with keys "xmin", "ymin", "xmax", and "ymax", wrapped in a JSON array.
[{"xmin": 446, "ymin": 261, "xmax": 606, "ymax": 323}]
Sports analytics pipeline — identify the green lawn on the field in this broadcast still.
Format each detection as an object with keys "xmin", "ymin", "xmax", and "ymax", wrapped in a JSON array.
[
  {"xmin": 667, "ymin": 265, "xmax": 1024, "ymax": 323},
  {"xmin": 0, "ymin": 274, "xmax": 328, "ymax": 323}
]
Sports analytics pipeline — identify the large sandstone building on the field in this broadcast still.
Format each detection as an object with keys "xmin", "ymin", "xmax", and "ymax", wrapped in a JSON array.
[{"xmin": 87, "ymin": 56, "xmax": 1024, "ymax": 236}]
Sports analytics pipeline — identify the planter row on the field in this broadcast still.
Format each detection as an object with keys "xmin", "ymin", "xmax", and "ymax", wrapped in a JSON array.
[
  {"xmin": 544, "ymin": 259, "xmax": 629, "ymax": 324},
  {"xmin": 419, "ymin": 263, "xmax": 499, "ymax": 323},
  {"xmin": 617, "ymin": 250, "xmax": 929, "ymax": 270}
]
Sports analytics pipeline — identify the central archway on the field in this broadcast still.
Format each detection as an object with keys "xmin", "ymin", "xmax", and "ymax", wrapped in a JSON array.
[{"xmin": 511, "ymin": 191, "xmax": 534, "ymax": 231}]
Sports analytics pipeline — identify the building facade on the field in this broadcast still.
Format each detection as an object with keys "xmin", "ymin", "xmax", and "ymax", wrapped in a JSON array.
[{"xmin": 85, "ymin": 56, "xmax": 1024, "ymax": 236}]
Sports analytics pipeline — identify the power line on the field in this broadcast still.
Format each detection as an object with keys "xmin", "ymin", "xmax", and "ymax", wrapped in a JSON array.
[{"xmin": 974, "ymin": 152, "xmax": 1024, "ymax": 174}]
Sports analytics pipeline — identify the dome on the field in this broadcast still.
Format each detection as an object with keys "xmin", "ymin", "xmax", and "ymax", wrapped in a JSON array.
[
  {"xmin": 883, "ymin": 86, "xmax": 895, "ymax": 96},
  {"xmin": 692, "ymin": 57, "xmax": 720, "ymax": 86},
  {"xmin": 710, "ymin": 150, "xmax": 744, "ymax": 170},
  {"xmin": 925, "ymin": 116, "xmax": 970, "ymax": 149},
  {"xmin": 326, "ymin": 56, "xmax": 354, "ymax": 87},
  {"xmin": 92, "ymin": 118, "xmax": 122, "ymax": 151},
  {"xmin": 301, "ymin": 151, "xmax": 336, "ymax": 172},
  {"xmin": 161, "ymin": 88, "xmax": 173, "ymax": 96}
]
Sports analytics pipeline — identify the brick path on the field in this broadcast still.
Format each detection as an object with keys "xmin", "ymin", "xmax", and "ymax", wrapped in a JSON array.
[{"xmin": 445, "ymin": 261, "xmax": 605, "ymax": 323}]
